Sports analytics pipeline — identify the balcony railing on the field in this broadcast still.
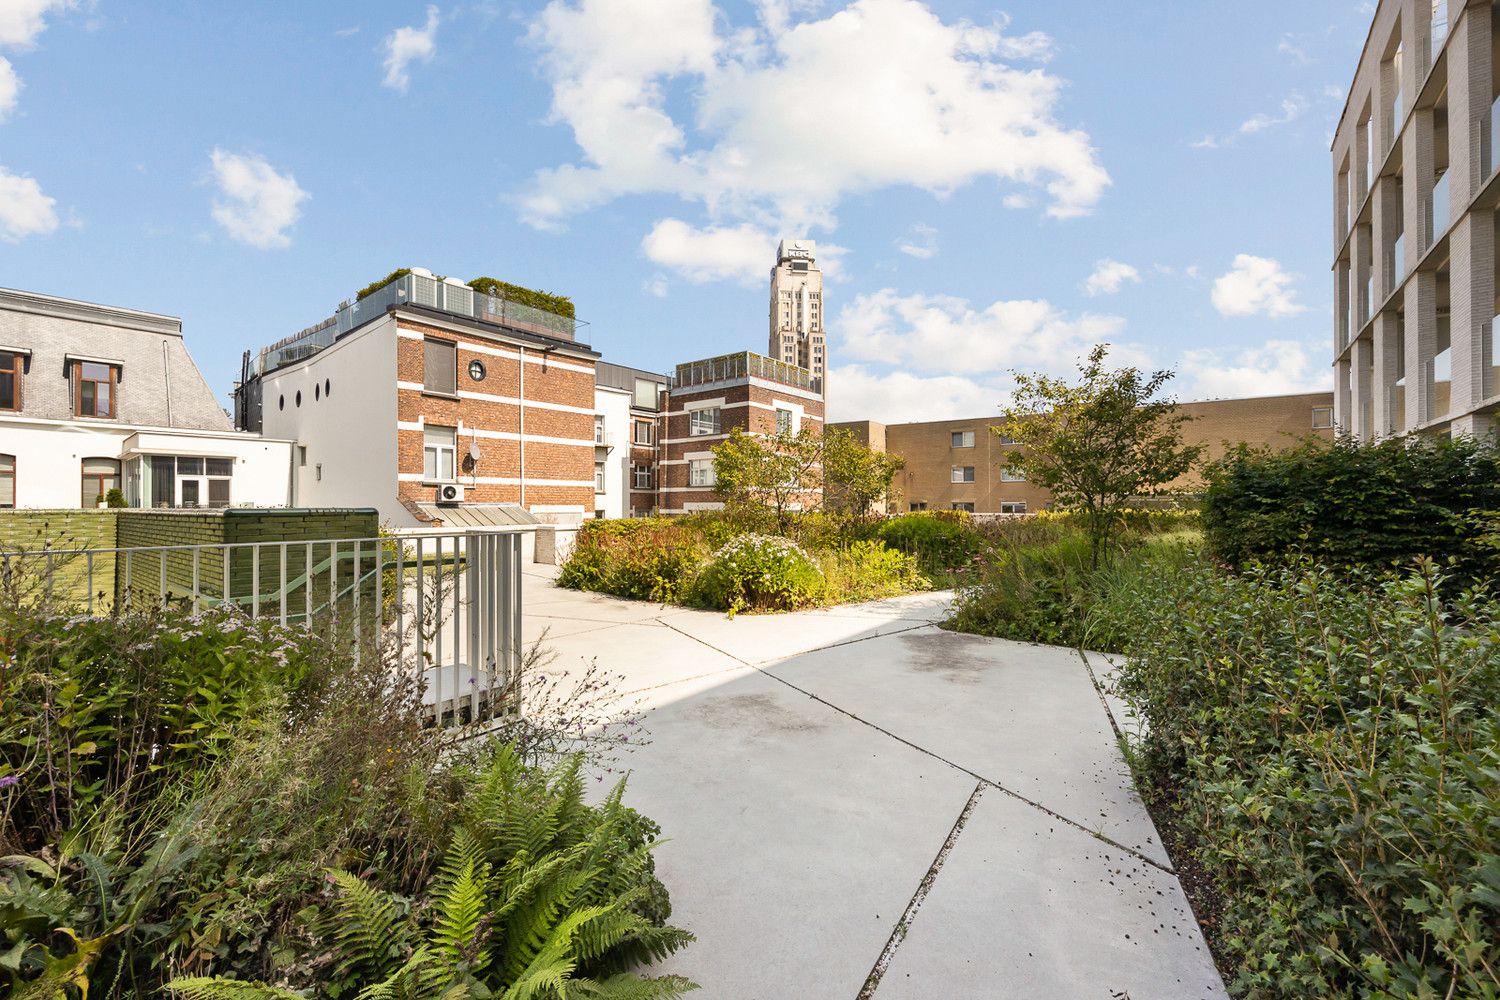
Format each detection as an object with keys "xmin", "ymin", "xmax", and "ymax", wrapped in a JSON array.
[
  {"xmin": 674, "ymin": 351, "xmax": 822, "ymax": 392},
  {"xmin": 1427, "ymin": 170, "xmax": 1450, "ymax": 248}
]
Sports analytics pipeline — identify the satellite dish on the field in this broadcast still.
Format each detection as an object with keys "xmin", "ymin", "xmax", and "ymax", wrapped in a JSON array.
[{"xmin": 469, "ymin": 442, "xmax": 482, "ymax": 461}]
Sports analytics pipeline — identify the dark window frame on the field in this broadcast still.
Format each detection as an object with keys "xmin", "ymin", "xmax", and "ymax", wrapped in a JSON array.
[
  {"xmin": 0, "ymin": 352, "xmax": 24, "ymax": 412},
  {"xmin": 73, "ymin": 361, "xmax": 117, "ymax": 419}
]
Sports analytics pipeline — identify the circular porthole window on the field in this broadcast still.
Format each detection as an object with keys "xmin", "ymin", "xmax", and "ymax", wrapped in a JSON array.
[
  {"xmin": 324, "ymin": 378, "xmax": 331, "ymax": 396},
  {"xmin": 469, "ymin": 359, "xmax": 486, "ymax": 382},
  {"xmin": 278, "ymin": 394, "xmax": 285, "ymax": 411},
  {"xmin": 314, "ymin": 383, "xmax": 321, "ymax": 401},
  {"xmin": 295, "ymin": 390, "xmax": 302, "ymax": 407}
]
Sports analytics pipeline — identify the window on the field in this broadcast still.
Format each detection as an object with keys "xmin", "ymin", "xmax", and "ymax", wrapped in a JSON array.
[
  {"xmin": 633, "ymin": 464, "xmax": 653, "ymax": 489},
  {"xmin": 0, "ymin": 351, "xmax": 23, "ymax": 411},
  {"xmin": 689, "ymin": 458, "xmax": 716, "ymax": 487},
  {"xmin": 996, "ymin": 434, "xmax": 1017, "ymax": 445},
  {"xmin": 689, "ymin": 407, "xmax": 721, "ymax": 436},
  {"xmin": 1001, "ymin": 469, "xmax": 1026, "ymax": 483},
  {"xmin": 632, "ymin": 378, "xmax": 661, "ymax": 409},
  {"xmin": 1311, "ymin": 406, "xmax": 1334, "ymax": 429},
  {"xmin": 0, "ymin": 454, "xmax": 13, "ymax": 508},
  {"xmin": 951, "ymin": 502, "xmax": 976, "ymax": 513},
  {"xmin": 951, "ymin": 430, "xmax": 975, "ymax": 448},
  {"xmin": 951, "ymin": 466, "xmax": 975, "ymax": 484},
  {"xmin": 298, "ymin": 446, "xmax": 307, "ymax": 466},
  {"xmin": 73, "ymin": 361, "xmax": 115, "ymax": 418},
  {"xmin": 595, "ymin": 461, "xmax": 606, "ymax": 493},
  {"xmin": 81, "ymin": 458, "xmax": 121, "ymax": 506},
  {"xmin": 1000, "ymin": 501, "xmax": 1028, "ymax": 515},
  {"xmin": 423, "ymin": 425, "xmax": 457, "ymax": 482},
  {"xmin": 775, "ymin": 408, "xmax": 793, "ymax": 434},
  {"xmin": 633, "ymin": 420, "xmax": 653, "ymax": 445},
  {"xmin": 468, "ymin": 360, "xmax": 486, "ymax": 382},
  {"xmin": 423, "ymin": 339, "xmax": 457, "ymax": 395},
  {"xmin": 909, "ymin": 501, "xmax": 928, "ymax": 512},
  {"xmin": 595, "ymin": 415, "xmax": 607, "ymax": 444},
  {"xmin": 141, "ymin": 455, "xmax": 233, "ymax": 508}
]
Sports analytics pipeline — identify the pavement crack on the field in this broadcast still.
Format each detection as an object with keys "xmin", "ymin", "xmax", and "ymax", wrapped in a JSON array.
[
  {"xmin": 656, "ymin": 619, "xmax": 1176, "ymax": 876},
  {"xmin": 857, "ymin": 781, "xmax": 985, "ymax": 1000}
]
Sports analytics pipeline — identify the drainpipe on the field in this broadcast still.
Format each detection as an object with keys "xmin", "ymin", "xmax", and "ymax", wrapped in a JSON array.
[
  {"xmin": 518, "ymin": 346, "xmax": 526, "ymax": 509},
  {"xmin": 161, "ymin": 341, "xmax": 173, "ymax": 425}
]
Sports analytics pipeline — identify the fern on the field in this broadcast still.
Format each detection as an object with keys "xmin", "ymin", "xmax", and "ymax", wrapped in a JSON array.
[
  {"xmin": 167, "ymin": 975, "xmax": 310, "ymax": 999},
  {"xmin": 430, "ymin": 858, "xmax": 491, "ymax": 972},
  {"xmin": 324, "ymin": 869, "xmax": 411, "ymax": 986}
]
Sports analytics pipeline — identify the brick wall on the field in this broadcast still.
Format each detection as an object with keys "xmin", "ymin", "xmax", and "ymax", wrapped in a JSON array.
[
  {"xmin": 394, "ymin": 318, "xmax": 596, "ymax": 512},
  {"xmin": 0, "ymin": 510, "xmax": 119, "ymax": 609}
]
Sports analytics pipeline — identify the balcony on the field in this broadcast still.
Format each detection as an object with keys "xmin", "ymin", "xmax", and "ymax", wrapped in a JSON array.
[
  {"xmin": 1426, "ymin": 170, "xmax": 1450, "ymax": 247},
  {"xmin": 674, "ymin": 351, "xmax": 822, "ymax": 393}
]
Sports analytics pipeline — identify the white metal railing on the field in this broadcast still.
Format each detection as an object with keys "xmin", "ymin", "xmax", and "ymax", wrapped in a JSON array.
[{"xmin": 0, "ymin": 528, "xmax": 524, "ymax": 727}]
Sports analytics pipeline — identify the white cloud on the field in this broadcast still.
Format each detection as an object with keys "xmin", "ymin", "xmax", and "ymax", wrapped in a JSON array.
[
  {"xmin": 1083, "ymin": 258, "xmax": 1140, "ymax": 296},
  {"xmin": 0, "ymin": 0, "xmax": 72, "ymax": 49},
  {"xmin": 208, "ymin": 149, "xmax": 309, "ymax": 250},
  {"xmin": 826, "ymin": 364, "xmax": 1006, "ymax": 423},
  {"xmin": 838, "ymin": 288, "xmax": 1127, "ymax": 375},
  {"xmin": 644, "ymin": 274, "xmax": 668, "ymax": 297},
  {"xmin": 1238, "ymin": 95, "xmax": 1307, "ymax": 135},
  {"xmin": 641, "ymin": 218, "xmax": 773, "ymax": 285},
  {"xmin": 522, "ymin": 0, "xmax": 1109, "ymax": 232},
  {"xmin": 897, "ymin": 223, "xmax": 938, "ymax": 259},
  {"xmin": 1277, "ymin": 34, "xmax": 1311, "ymax": 65},
  {"xmin": 1001, "ymin": 192, "xmax": 1032, "ymax": 209},
  {"xmin": 1178, "ymin": 339, "xmax": 1329, "ymax": 398},
  {"xmin": 0, "ymin": 57, "xmax": 17, "ymax": 120},
  {"xmin": 0, "ymin": 165, "xmax": 58, "ymax": 241},
  {"xmin": 1210, "ymin": 254, "xmax": 1307, "ymax": 318},
  {"xmin": 382, "ymin": 5, "xmax": 440, "ymax": 92}
]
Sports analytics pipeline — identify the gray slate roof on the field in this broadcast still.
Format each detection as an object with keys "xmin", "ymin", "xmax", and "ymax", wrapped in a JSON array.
[{"xmin": 0, "ymin": 287, "xmax": 232, "ymax": 431}]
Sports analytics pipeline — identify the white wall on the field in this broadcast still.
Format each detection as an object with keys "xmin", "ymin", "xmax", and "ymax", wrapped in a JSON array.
[
  {"xmin": 0, "ymin": 417, "xmax": 292, "ymax": 508},
  {"xmin": 593, "ymin": 385, "xmax": 631, "ymax": 519},
  {"xmin": 259, "ymin": 316, "xmax": 404, "ymax": 524}
]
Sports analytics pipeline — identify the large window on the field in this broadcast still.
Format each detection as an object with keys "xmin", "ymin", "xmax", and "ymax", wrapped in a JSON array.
[
  {"xmin": 1000, "ymin": 501, "xmax": 1028, "ymax": 514},
  {"xmin": 1001, "ymin": 469, "xmax": 1026, "ymax": 483},
  {"xmin": 689, "ymin": 458, "xmax": 715, "ymax": 487},
  {"xmin": 951, "ymin": 466, "xmax": 975, "ymax": 484},
  {"xmin": 632, "ymin": 378, "xmax": 662, "ymax": 410},
  {"xmin": 0, "ymin": 454, "xmax": 13, "ymax": 508},
  {"xmin": 73, "ymin": 361, "xmax": 115, "ymax": 418},
  {"xmin": 423, "ymin": 425, "xmax": 457, "ymax": 482},
  {"xmin": 81, "ymin": 458, "xmax": 121, "ymax": 506},
  {"xmin": 143, "ymin": 455, "xmax": 233, "ymax": 508},
  {"xmin": 1311, "ymin": 406, "xmax": 1334, "ymax": 429},
  {"xmin": 633, "ymin": 464, "xmax": 653, "ymax": 489},
  {"xmin": 423, "ymin": 339, "xmax": 457, "ymax": 395},
  {"xmin": 951, "ymin": 430, "xmax": 974, "ymax": 448},
  {"xmin": 0, "ymin": 351, "xmax": 23, "ymax": 411},
  {"xmin": 689, "ymin": 407, "xmax": 721, "ymax": 436}
]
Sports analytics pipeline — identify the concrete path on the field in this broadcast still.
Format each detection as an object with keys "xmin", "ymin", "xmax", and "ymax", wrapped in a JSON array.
[{"xmin": 522, "ymin": 566, "xmax": 1227, "ymax": 1000}]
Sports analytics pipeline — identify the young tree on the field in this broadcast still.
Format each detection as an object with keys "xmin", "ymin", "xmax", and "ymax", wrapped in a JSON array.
[
  {"xmin": 711, "ymin": 429, "xmax": 823, "ymax": 536},
  {"xmin": 822, "ymin": 427, "xmax": 904, "ymax": 530},
  {"xmin": 999, "ymin": 344, "xmax": 1201, "ymax": 569}
]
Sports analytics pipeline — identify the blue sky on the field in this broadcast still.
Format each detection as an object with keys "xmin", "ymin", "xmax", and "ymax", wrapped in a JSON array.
[{"xmin": 0, "ymin": 0, "xmax": 1373, "ymax": 422}]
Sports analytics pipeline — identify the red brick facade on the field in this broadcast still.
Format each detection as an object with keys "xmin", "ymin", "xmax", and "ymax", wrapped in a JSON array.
[{"xmin": 393, "ymin": 316, "xmax": 597, "ymax": 513}]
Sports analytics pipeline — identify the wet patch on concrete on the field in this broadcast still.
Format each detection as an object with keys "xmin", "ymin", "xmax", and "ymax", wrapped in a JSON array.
[
  {"xmin": 898, "ymin": 630, "xmax": 1004, "ymax": 685},
  {"xmin": 687, "ymin": 691, "xmax": 831, "ymax": 736}
]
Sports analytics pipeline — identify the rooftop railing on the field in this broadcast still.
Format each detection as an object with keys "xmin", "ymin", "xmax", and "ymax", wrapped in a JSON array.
[{"xmin": 674, "ymin": 351, "xmax": 821, "ymax": 392}]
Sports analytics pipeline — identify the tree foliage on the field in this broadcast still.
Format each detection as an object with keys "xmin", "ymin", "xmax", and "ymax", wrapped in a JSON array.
[
  {"xmin": 710, "ymin": 429, "xmax": 823, "ymax": 536},
  {"xmin": 998, "ymin": 344, "xmax": 1200, "ymax": 568},
  {"xmin": 821, "ymin": 428, "xmax": 904, "ymax": 529}
]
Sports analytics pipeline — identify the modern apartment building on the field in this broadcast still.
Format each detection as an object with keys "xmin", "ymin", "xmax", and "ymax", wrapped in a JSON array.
[
  {"xmin": 832, "ymin": 391, "xmax": 1335, "ymax": 514},
  {"xmin": 0, "ymin": 287, "xmax": 291, "ymax": 510},
  {"xmin": 1334, "ymin": 0, "xmax": 1500, "ymax": 439},
  {"xmin": 236, "ymin": 269, "xmax": 599, "ymax": 529},
  {"xmin": 593, "ymin": 361, "xmax": 669, "ymax": 518},
  {"xmin": 768, "ymin": 239, "xmax": 826, "ymax": 390},
  {"xmin": 658, "ymin": 351, "xmax": 826, "ymax": 514}
]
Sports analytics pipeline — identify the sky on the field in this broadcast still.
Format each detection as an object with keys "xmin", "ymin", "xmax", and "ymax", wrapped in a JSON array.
[{"xmin": 0, "ymin": 0, "xmax": 1376, "ymax": 423}]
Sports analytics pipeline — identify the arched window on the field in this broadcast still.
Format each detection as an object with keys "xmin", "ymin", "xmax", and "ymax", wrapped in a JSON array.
[
  {"xmin": 81, "ymin": 457, "xmax": 121, "ymax": 506},
  {"xmin": 0, "ymin": 454, "xmax": 14, "ymax": 508}
]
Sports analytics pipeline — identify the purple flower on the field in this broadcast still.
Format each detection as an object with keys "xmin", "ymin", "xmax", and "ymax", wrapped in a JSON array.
[{"xmin": 0, "ymin": 774, "xmax": 19, "ymax": 789}]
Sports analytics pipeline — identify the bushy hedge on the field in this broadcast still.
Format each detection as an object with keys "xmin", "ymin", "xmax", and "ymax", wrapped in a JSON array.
[
  {"xmin": 558, "ymin": 519, "xmax": 707, "ymax": 603},
  {"xmin": 467, "ymin": 276, "xmax": 576, "ymax": 319},
  {"xmin": 1202, "ymin": 435, "xmax": 1500, "ymax": 585},
  {"xmin": 817, "ymin": 541, "xmax": 928, "ymax": 604},
  {"xmin": 690, "ymin": 534, "xmax": 824, "ymax": 614},
  {"xmin": 1113, "ymin": 560, "xmax": 1500, "ymax": 999},
  {"xmin": 877, "ymin": 512, "xmax": 981, "ymax": 577}
]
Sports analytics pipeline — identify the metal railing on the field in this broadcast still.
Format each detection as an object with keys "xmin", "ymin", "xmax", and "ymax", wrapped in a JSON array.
[
  {"xmin": 0, "ymin": 528, "xmax": 524, "ymax": 727},
  {"xmin": 675, "ymin": 351, "xmax": 821, "ymax": 393}
]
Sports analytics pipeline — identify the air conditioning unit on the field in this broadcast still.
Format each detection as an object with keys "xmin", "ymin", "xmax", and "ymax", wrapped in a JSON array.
[{"xmin": 435, "ymin": 483, "xmax": 465, "ymax": 505}]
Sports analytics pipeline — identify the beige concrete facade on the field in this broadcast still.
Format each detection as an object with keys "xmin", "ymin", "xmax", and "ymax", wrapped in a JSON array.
[
  {"xmin": 831, "ymin": 391, "xmax": 1335, "ymax": 514},
  {"xmin": 1334, "ymin": 0, "xmax": 1500, "ymax": 440},
  {"xmin": 768, "ymin": 239, "xmax": 826, "ymax": 389}
]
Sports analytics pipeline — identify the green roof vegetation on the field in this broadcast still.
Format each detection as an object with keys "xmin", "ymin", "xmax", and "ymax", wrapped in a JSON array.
[{"xmin": 354, "ymin": 269, "xmax": 576, "ymax": 321}]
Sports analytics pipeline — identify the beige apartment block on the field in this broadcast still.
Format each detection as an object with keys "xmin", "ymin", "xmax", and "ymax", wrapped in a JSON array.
[
  {"xmin": 768, "ymin": 239, "xmax": 826, "ymax": 390},
  {"xmin": 1334, "ymin": 0, "xmax": 1500, "ymax": 440},
  {"xmin": 831, "ymin": 391, "xmax": 1335, "ymax": 514}
]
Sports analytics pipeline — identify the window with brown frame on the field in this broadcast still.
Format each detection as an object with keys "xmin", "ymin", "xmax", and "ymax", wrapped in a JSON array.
[
  {"xmin": 0, "ymin": 453, "xmax": 14, "ymax": 508},
  {"xmin": 81, "ymin": 457, "xmax": 121, "ymax": 506},
  {"xmin": 0, "ymin": 352, "xmax": 22, "ymax": 411},
  {"xmin": 73, "ymin": 361, "xmax": 116, "ymax": 418}
]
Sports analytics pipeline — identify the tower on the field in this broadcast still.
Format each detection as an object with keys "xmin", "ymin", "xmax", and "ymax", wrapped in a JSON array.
[{"xmin": 768, "ymin": 239, "xmax": 825, "ymax": 391}]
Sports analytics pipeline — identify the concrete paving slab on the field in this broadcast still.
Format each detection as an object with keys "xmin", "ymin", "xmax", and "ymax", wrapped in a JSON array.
[
  {"xmin": 660, "ymin": 607, "xmax": 938, "ymax": 666},
  {"xmin": 601, "ymin": 668, "xmax": 979, "ymax": 999},
  {"xmin": 1081, "ymin": 649, "xmax": 1147, "ymax": 747},
  {"xmin": 765, "ymin": 629, "xmax": 1171, "ymax": 868},
  {"xmin": 874, "ymin": 790, "xmax": 1226, "ymax": 1000},
  {"xmin": 536, "ymin": 620, "xmax": 752, "ymax": 707}
]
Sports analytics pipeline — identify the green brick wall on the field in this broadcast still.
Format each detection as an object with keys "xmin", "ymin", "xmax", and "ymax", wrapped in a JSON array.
[{"xmin": 0, "ymin": 510, "xmax": 119, "ymax": 610}]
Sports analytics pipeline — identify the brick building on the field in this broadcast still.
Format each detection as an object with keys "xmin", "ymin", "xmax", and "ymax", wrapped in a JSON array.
[
  {"xmin": 593, "ymin": 361, "xmax": 669, "ymax": 518},
  {"xmin": 831, "ymin": 391, "xmax": 1335, "ymax": 514},
  {"xmin": 658, "ymin": 351, "xmax": 825, "ymax": 514},
  {"xmin": 237, "ymin": 269, "xmax": 599, "ymax": 528}
]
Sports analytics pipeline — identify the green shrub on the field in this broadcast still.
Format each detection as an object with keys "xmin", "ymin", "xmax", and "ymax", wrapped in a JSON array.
[
  {"xmin": 466, "ymin": 276, "xmax": 575, "ymax": 319},
  {"xmin": 1112, "ymin": 559, "xmax": 1500, "ymax": 999},
  {"xmin": 690, "ymin": 534, "xmax": 824, "ymax": 614},
  {"xmin": 877, "ymin": 513, "xmax": 982, "ymax": 577},
  {"xmin": 558, "ymin": 519, "xmax": 707, "ymax": 603},
  {"xmin": 355, "ymin": 267, "xmax": 412, "ymax": 300},
  {"xmin": 1202, "ymin": 434, "xmax": 1500, "ymax": 586},
  {"xmin": 818, "ymin": 540, "xmax": 929, "ymax": 604},
  {"xmin": 104, "ymin": 487, "xmax": 127, "ymax": 508}
]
